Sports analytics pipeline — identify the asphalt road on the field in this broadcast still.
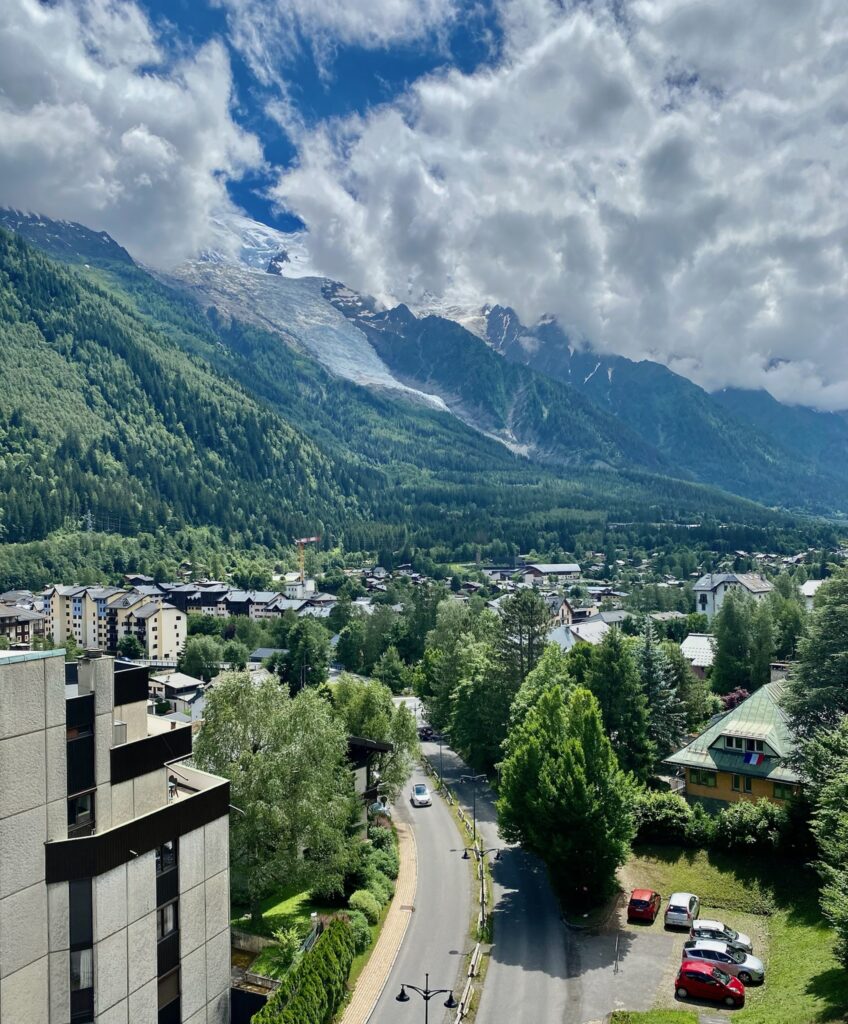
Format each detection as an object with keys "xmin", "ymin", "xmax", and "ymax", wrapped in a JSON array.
[
  {"xmin": 367, "ymin": 755, "xmax": 472, "ymax": 1024},
  {"xmin": 422, "ymin": 740, "xmax": 573, "ymax": 1024}
]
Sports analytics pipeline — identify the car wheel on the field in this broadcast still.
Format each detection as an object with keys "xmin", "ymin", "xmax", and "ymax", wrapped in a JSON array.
[
  {"xmin": 738, "ymin": 972, "xmax": 751, "ymax": 985},
  {"xmin": 676, "ymin": 987, "xmax": 688, "ymax": 999},
  {"xmin": 724, "ymin": 996, "xmax": 736, "ymax": 1007}
]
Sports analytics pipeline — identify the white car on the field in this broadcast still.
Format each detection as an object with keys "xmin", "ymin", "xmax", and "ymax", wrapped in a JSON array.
[
  {"xmin": 665, "ymin": 892, "xmax": 700, "ymax": 929},
  {"xmin": 411, "ymin": 783, "xmax": 432, "ymax": 807},
  {"xmin": 682, "ymin": 940, "xmax": 765, "ymax": 984},
  {"xmin": 690, "ymin": 919, "xmax": 753, "ymax": 954}
]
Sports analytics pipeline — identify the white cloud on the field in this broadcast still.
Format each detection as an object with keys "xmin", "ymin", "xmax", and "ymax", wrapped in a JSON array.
[
  {"xmin": 214, "ymin": 0, "xmax": 457, "ymax": 83},
  {"xmin": 270, "ymin": 0, "xmax": 848, "ymax": 410},
  {"xmin": 0, "ymin": 0, "xmax": 262, "ymax": 266}
]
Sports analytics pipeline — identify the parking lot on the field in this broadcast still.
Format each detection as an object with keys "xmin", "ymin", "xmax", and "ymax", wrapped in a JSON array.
[{"xmin": 565, "ymin": 893, "xmax": 768, "ymax": 1023}]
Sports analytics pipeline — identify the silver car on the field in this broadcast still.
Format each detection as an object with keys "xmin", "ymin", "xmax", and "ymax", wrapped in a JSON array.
[
  {"xmin": 410, "ymin": 783, "xmax": 432, "ymax": 807},
  {"xmin": 690, "ymin": 919, "xmax": 753, "ymax": 954},
  {"xmin": 682, "ymin": 939, "xmax": 765, "ymax": 984},
  {"xmin": 664, "ymin": 892, "xmax": 700, "ymax": 929}
]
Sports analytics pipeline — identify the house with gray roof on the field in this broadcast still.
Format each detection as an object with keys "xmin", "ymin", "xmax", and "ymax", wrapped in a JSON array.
[{"xmin": 693, "ymin": 572, "xmax": 774, "ymax": 619}]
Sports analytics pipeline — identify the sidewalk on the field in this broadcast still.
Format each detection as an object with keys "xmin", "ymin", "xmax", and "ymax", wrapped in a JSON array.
[{"xmin": 340, "ymin": 820, "xmax": 418, "ymax": 1024}]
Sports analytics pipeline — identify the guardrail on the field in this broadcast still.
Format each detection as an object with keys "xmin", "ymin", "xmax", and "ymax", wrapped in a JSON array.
[
  {"xmin": 468, "ymin": 942, "xmax": 482, "ymax": 978},
  {"xmin": 453, "ymin": 977, "xmax": 475, "ymax": 1022}
]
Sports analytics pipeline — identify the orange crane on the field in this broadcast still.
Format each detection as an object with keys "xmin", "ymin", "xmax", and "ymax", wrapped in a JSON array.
[{"xmin": 295, "ymin": 536, "xmax": 320, "ymax": 584}]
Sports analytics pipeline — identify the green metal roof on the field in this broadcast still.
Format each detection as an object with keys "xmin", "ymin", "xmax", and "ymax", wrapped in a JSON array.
[
  {"xmin": 0, "ymin": 648, "xmax": 65, "ymax": 665},
  {"xmin": 664, "ymin": 681, "xmax": 800, "ymax": 784}
]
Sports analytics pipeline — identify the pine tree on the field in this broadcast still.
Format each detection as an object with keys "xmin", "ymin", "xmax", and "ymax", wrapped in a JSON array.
[
  {"xmin": 711, "ymin": 590, "xmax": 751, "ymax": 694},
  {"xmin": 637, "ymin": 620, "xmax": 685, "ymax": 758},
  {"xmin": 748, "ymin": 600, "xmax": 776, "ymax": 690},
  {"xmin": 587, "ymin": 628, "xmax": 654, "ymax": 782},
  {"xmin": 496, "ymin": 588, "xmax": 551, "ymax": 686}
]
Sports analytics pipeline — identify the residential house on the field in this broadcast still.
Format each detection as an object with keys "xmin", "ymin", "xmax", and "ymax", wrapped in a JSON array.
[
  {"xmin": 548, "ymin": 619, "xmax": 609, "ymax": 652},
  {"xmin": 680, "ymin": 633, "xmax": 716, "ymax": 678},
  {"xmin": 523, "ymin": 562, "xmax": 581, "ymax": 584},
  {"xmin": 149, "ymin": 670, "xmax": 208, "ymax": 722},
  {"xmin": 692, "ymin": 573, "xmax": 774, "ymax": 619},
  {"xmin": 664, "ymin": 681, "xmax": 801, "ymax": 810},
  {"xmin": 0, "ymin": 605, "xmax": 44, "ymax": 646},
  {"xmin": 799, "ymin": 579, "xmax": 825, "ymax": 611},
  {"xmin": 544, "ymin": 593, "xmax": 573, "ymax": 626},
  {"xmin": 0, "ymin": 649, "xmax": 231, "ymax": 1024}
]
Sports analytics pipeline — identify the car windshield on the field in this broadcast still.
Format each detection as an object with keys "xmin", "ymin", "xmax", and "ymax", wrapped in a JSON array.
[
  {"xmin": 729, "ymin": 949, "xmax": 746, "ymax": 964},
  {"xmin": 413, "ymin": 785, "xmax": 427, "ymax": 795},
  {"xmin": 725, "ymin": 927, "xmax": 738, "ymax": 939},
  {"xmin": 711, "ymin": 967, "xmax": 732, "ymax": 985},
  {"xmin": 669, "ymin": 905, "xmax": 686, "ymax": 914},
  {"xmin": 630, "ymin": 899, "xmax": 648, "ymax": 908}
]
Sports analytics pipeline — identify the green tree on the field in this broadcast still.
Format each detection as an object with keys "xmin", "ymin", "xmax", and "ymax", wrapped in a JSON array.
[
  {"xmin": 372, "ymin": 645, "xmax": 408, "ymax": 694},
  {"xmin": 508, "ymin": 644, "xmax": 575, "ymax": 736},
  {"xmin": 116, "ymin": 634, "xmax": 144, "ymax": 659},
  {"xmin": 362, "ymin": 605, "xmax": 399, "ymax": 673},
  {"xmin": 178, "ymin": 635, "xmax": 222, "ymax": 682},
  {"xmin": 636, "ymin": 621, "xmax": 685, "ymax": 758},
  {"xmin": 417, "ymin": 601, "xmax": 475, "ymax": 729},
  {"xmin": 748, "ymin": 600, "xmax": 776, "ymax": 690},
  {"xmin": 587, "ymin": 629, "xmax": 653, "ymax": 782},
  {"xmin": 193, "ymin": 673, "xmax": 353, "ymax": 924},
  {"xmin": 332, "ymin": 675, "xmax": 417, "ymax": 799},
  {"xmin": 662, "ymin": 641, "xmax": 718, "ymax": 732},
  {"xmin": 284, "ymin": 618, "xmax": 331, "ymax": 691},
  {"xmin": 711, "ymin": 590, "xmax": 752, "ymax": 694},
  {"xmin": 337, "ymin": 617, "xmax": 366, "ymax": 674},
  {"xmin": 497, "ymin": 589, "xmax": 551, "ymax": 685},
  {"xmin": 450, "ymin": 639, "xmax": 507, "ymax": 770},
  {"xmin": 0, "ymin": 636, "xmax": 9, "ymax": 651},
  {"xmin": 222, "ymin": 639, "xmax": 249, "ymax": 670},
  {"xmin": 784, "ymin": 571, "xmax": 848, "ymax": 745},
  {"xmin": 498, "ymin": 686, "xmax": 635, "ymax": 905}
]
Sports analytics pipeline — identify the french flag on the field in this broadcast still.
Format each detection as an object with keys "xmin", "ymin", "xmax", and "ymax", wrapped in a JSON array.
[{"xmin": 744, "ymin": 752, "xmax": 764, "ymax": 766}]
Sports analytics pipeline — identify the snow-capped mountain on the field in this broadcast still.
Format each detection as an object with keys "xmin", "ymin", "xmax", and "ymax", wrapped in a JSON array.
[{"xmin": 201, "ymin": 211, "xmax": 317, "ymax": 277}]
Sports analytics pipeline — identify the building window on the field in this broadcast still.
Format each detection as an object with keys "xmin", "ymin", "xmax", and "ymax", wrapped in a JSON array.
[
  {"xmin": 690, "ymin": 769, "xmax": 717, "ymax": 788},
  {"xmin": 732, "ymin": 774, "xmax": 741, "ymax": 791},
  {"xmin": 745, "ymin": 738, "xmax": 764, "ymax": 752},
  {"xmin": 157, "ymin": 902, "xmax": 178, "ymax": 941},
  {"xmin": 68, "ymin": 791, "xmax": 95, "ymax": 835},
  {"xmin": 70, "ymin": 948, "xmax": 93, "ymax": 990},
  {"xmin": 744, "ymin": 777, "xmax": 753, "ymax": 793},
  {"xmin": 725, "ymin": 736, "xmax": 743, "ymax": 750},
  {"xmin": 774, "ymin": 782, "xmax": 795, "ymax": 800},
  {"xmin": 155, "ymin": 840, "xmax": 177, "ymax": 875},
  {"xmin": 157, "ymin": 968, "xmax": 180, "ymax": 1009}
]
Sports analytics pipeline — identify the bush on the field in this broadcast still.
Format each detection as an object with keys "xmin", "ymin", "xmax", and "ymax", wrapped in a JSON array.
[
  {"xmin": 365, "ymin": 870, "xmax": 394, "ymax": 906},
  {"xmin": 342, "ymin": 909, "xmax": 372, "ymax": 954},
  {"xmin": 348, "ymin": 890, "xmax": 381, "ymax": 924},
  {"xmin": 712, "ymin": 798, "xmax": 789, "ymax": 854},
  {"xmin": 369, "ymin": 847, "xmax": 399, "ymax": 880},
  {"xmin": 685, "ymin": 802, "xmax": 717, "ymax": 847},
  {"xmin": 252, "ymin": 918, "xmax": 355, "ymax": 1024},
  {"xmin": 633, "ymin": 790, "xmax": 693, "ymax": 845},
  {"xmin": 368, "ymin": 822, "xmax": 395, "ymax": 851}
]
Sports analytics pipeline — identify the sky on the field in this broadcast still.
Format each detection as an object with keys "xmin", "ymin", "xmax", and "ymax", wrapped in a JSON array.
[{"xmin": 0, "ymin": 0, "xmax": 847, "ymax": 411}]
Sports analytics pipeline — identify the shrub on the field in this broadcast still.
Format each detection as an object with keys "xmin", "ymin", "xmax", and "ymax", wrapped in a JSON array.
[
  {"xmin": 633, "ymin": 789, "xmax": 693, "ymax": 845},
  {"xmin": 252, "ymin": 918, "xmax": 355, "ymax": 1024},
  {"xmin": 685, "ymin": 802, "xmax": 717, "ymax": 846},
  {"xmin": 713, "ymin": 798, "xmax": 789, "ymax": 854},
  {"xmin": 368, "ymin": 822, "xmax": 395, "ymax": 851},
  {"xmin": 369, "ymin": 847, "xmax": 399, "ymax": 880},
  {"xmin": 365, "ymin": 870, "xmax": 394, "ymax": 906},
  {"xmin": 342, "ymin": 909, "xmax": 371, "ymax": 954},
  {"xmin": 348, "ymin": 889, "xmax": 381, "ymax": 924}
]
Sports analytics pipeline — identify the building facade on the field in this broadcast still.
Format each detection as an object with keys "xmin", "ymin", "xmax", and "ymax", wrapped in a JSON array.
[
  {"xmin": 692, "ymin": 573, "xmax": 774, "ymax": 619},
  {"xmin": 0, "ymin": 649, "xmax": 230, "ymax": 1024}
]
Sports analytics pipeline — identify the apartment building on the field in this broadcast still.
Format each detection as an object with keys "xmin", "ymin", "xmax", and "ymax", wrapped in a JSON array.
[
  {"xmin": 0, "ymin": 649, "xmax": 231, "ymax": 1024},
  {"xmin": 43, "ymin": 588, "xmax": 186, "ymax": 661}
]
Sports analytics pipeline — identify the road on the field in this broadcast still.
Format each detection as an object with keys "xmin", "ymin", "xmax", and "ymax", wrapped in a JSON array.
[{"xmin": 368, "ymin": 750, "xmax": 472, "ymax": 1024}]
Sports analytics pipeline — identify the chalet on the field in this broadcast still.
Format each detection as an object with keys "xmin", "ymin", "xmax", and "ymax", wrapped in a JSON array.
[
  {"xmin": 693, "ymin": 573, "xmax": 774, "ymax": 619},
  {"xmin": 544, "ymin": 593, "xmax": 573, "ymax": 626},
  {"xmin": 664, "ymin": 682, "xmax": 801, "ymax": 809},
  {"xmin": 680, "ymin": 633, "xmax": 716, "ymax": 678},
  {"xmin": 799, "ymin": 578, "xmax": 825, "ymax": 611},
  {"xmin": 548, "ymin": 619, "xmax": 609, "ymax": 652},
  {"xmin": 0, "ymin": 606, "xmax": 44, "ymax": 646}
]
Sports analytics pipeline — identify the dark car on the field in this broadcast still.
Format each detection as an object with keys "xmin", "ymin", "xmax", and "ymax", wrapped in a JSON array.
[
  {"xmin": 676, "ymin": 959, "xmax": 745, "ymax": 1008},
  {"xmin": 417, "ymin": 724, "xmax": 434, "ymax": 740},
  {"xmin": 627, "ymin": 888, "xmax": 661, "ymax": 923}
]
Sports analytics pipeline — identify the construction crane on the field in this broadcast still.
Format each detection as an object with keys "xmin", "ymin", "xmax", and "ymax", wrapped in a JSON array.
[{"xmin": 295, "ymin": 536, "xmax": 320, "ymax": 584}]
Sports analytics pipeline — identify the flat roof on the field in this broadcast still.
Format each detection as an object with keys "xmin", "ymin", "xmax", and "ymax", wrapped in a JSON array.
[{"xmin": 0, "ymin": 648, "xmax": 65, "ymax": 664}]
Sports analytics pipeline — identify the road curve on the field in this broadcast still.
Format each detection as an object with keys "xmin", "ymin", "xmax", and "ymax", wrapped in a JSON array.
[
  {"xmin": 423, "ymin": 740, "xmax": 573, "ymax": 1024},
  {"xmin": 366, "ymin": 758, "xmax": 473, "ymax": 1024}
]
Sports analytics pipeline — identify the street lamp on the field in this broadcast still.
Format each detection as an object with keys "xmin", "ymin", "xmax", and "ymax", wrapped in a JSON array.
[
  {"xmin": 396, "ymin": 973, "xmax": 457, "ymax": 1024},
  {"xmin": 462, "ymin": 846, "xmax": 500, "ymax": 923},
  {"xmin": 459, "ymin": 773, "xmax": 486, "ymax": 842},
  {"xmin": 434, "ymin": 732, "xmax": 450, "ymax": 789}
]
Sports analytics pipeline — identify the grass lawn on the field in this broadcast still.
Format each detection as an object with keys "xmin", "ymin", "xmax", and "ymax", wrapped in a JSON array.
[
  {"xmin": 610, "ymin": 1013, "xmax": 698, "ymax": 1024},
  {"xmin": 622, "ymin": 845, "xmax": 848, "ymax": 1024},
  {"xmin": 231, "ymin": 885, "xmax": 338, "ymax": 939}
]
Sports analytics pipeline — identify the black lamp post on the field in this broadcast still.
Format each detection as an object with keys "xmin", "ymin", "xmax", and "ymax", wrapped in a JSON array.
[
  {"xmin": 396, "ymin": 973, "xmax": 458, "ymax": 1024},
  {"xmin": 459, "ymin": 773, "xmax": 486, "ymax": 842},
  {"xmin": 435, "ymin": 732, "xmax": 450, "ymax": 789}
]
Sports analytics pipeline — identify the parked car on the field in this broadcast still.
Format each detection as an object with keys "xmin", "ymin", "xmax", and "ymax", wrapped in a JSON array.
[
  {"xmin": 665, "ymin": 892, "xmax": 700, "ymax": 929},
  {"xmin": 627, "ymin": 889, "xmax": 661, "ymax": 923},
  {"xmin": 417, "ymin": 724, "xmax": 434, "ymax": 740},
  {"xmin": 690, "ymin": 919, "xmax": 753, "ymax": 954},
  {"xmin": 676, "ymin": 959, "xmax": 745, "ymax": 1008},
  {"xmin": 682, "ymin": 940, "xmax": 765, "ymax": 984},
  {"xmin": 411, "ymin": 783, "xmax": 432, "ymax": 807}
]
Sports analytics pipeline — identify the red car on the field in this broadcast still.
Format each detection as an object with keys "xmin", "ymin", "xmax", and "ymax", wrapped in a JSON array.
[
  {"xmin": 676, "ymin": 959, "xmax": 746, "ymax": 1008},
  {"xmin": 627, "ymin": 888, "xmax": 661, "ymax": 923}
]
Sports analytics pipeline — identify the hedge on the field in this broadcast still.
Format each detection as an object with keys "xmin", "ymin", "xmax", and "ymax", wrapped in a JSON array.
[
  {"xmin": 252, "ymin": 919, "xmax": 356, "ymax": 1024},
  {"xmin": 349, "ymin": 889, "xmax": 381, "ymax": 924}
]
